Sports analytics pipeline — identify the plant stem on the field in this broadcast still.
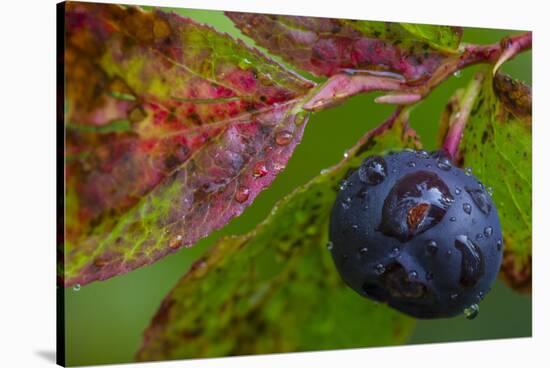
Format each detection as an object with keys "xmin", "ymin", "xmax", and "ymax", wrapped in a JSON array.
[{"xmin": 441, "ymin": 72, "xmax": 484, "ymax": 161}]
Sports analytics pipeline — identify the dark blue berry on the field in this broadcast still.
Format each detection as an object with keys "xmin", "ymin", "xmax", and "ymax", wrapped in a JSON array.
[{"xmin": 329, "ymin": 150, "xmax": 503, "ymax": 319}]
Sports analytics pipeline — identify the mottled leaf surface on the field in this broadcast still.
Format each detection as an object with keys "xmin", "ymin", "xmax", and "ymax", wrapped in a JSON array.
[
  {"xmin": 460, "ymin": 69, "xmax": 532, "ymax": 293},
  {"xmin": 400, "ymin": 23, "xmax": 462, "ymax": 52},
  {"xmin": 136, "ymin": 114, "xmax": 420, "ymax": 361},
  {"xmin": 226, "ymin": 12, "xmax": 462, "ymax": 81},
  {"xmin": 64, "ymin": 2, "xmax": 315, "ymax": 287}
]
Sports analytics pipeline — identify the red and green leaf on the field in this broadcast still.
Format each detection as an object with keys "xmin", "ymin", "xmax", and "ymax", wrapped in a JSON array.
[
  {"xmin": 63, "ymin": 2, "xmax": 315, "ymax": 287},
  {"xmin": 136, "ymin": 110, "xmax": 420, "ymax": 361},
  {"xmin": 226, "ymin": 12, "xmax": 462, "ymax": 81},
  {"xmin": 459, "ymin": 69, "xmax": 532, "ymax": 293}
]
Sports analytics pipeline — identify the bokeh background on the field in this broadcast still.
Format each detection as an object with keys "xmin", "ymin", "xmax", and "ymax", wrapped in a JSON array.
[{"xmin": 63, "ymin": 6, "xmax": 532, "ymax": 366}]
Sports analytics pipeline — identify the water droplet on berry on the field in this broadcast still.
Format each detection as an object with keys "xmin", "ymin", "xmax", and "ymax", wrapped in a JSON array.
[
  {"xmin": 358, "ymin": 156, "xmax": 387, "ymax": 185},
  {"xmin": 252, "ymin": 162, "xmax": 268, "ymax": 177},
  {"xmin": 476, "ymin": 233, "xmax": 484, "ymax": 240},
  {"xmin": 408, "ymin": 270, "xmax": 418, "ymax": 280},
  {"xmin": 235, "ymin": 186, "xmax": 250, "ymax": 203},
  {"xmin": 464, "ymin": 304, "xmax": 479, "ymax": 320},
  {"xmin": 450, "ymin": 216, "xmax": 457, "ymax": 222},
  {"xmin": 407, "ymin": 161, "xmax": 416, "ymax": 168},
  {"xmin": 351, "ymin": 224, "xmax": 358, "ymax": 231},
  {"xmin": 484, "ymin": 226, "xmax": 493, "ymax": 237},
  {"xmin": 341, "ymin": 197, "xmax": 351, "ymax": 210},
  {"xmin": 496, "ymin": 239, "xmax": 503, "ymax": 251},
  {"xmin": 455, "ymin": 187, "xmax": 462, "ymax": 195},
  {"xmin": 455, "ymin": 235, "xmax": 485, "ymax": 287},
  {"xmin": 390, "ymin": 247, "xmax": 400, "ymax": 258},
  {"xmin": 375, "ymin": 264, "xmax": 386, "ymax": 275},
  {"xmin": 437, "ymin": 157, "xmax": 452, "ymax": 171},
  {"xmin": 466, "ymin": 187, "xmax": 492, "ymax": 215},
  {"xmin": 416, "ymin": 150, "xmax": 429, "ymax": 159},
  {"xmin": 465, "ymin": 167, "xmax": 473, "ymax": 176},
  {"xmin": 379, "ymin": 171, "xmax": 454, "ymax": 242},
  {"xmin": 359, "ymin": 247, "xmax": 369, "ymax": 256},
  {"xmin": 275, "ymin": 130, "xmax": 293, "ymax": 146},
  {"xmin": 462, "ymin": 203, "xmax": 472, "ymax": 215},
  {"xmin": 426, "ymin": 240, "xmax": 438, "ymax": 255}
]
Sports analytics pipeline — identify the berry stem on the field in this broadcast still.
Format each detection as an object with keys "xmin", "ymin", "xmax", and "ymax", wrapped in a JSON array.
[
  {"xmin": 301, "ymin": 32, "xmax": 531, "ymax": 112},
  {"xmin": 442, "ymin": 72, "xmax": 485, "ymax": 161}
]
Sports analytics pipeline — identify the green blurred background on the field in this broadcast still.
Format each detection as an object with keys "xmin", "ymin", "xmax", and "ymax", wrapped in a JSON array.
[{"xmin": 64, "ymin": 7, "xmax": 532, "ymax": 366}]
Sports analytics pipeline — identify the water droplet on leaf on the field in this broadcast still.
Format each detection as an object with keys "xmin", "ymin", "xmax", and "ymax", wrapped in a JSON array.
[
  {"xmin": 235, "ymin": 186, "xmax": 250, "ymax": 203},
  {"xmin": 252, "ymin": 162, "xmax": 268, "ymax": 178},
  {"xmin": 275, "ymin": 130, "xmax": 293, "ymax": 146},
  {"xmin": 73, "ymin": 284, "xmax": 81, "ymax": 292}
]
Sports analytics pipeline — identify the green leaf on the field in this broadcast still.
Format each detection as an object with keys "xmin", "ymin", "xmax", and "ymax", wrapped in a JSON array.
[
  {"xmin": 136, "ymin": 111, "xmax": 420, "ymax": 361},
  {"xmin": 400, "ymin": 23, "xmax": 463, "ymax": 52},
  {"xmin": 460, "ymin": 69, "xmax": 532, "ymax": 293},
  {"xmin": 63, "ymin": 3, "xmax": 315, "ymax": 287}
]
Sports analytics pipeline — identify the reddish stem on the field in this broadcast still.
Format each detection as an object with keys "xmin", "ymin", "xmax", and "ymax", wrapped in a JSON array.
[{"xmin": 441, "ymin": 72, "xmax": 484, "ymax": 161}]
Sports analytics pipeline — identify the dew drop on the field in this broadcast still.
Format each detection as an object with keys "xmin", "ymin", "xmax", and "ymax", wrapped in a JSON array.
[
  {"xmin": 453, "ymin": 70, "xmax": 462, "ymax": 78},
  {"xmin": 358, "ymin": 156, "xmax": 387, "ymax": 185},
  {"xmin": 379, "ymin": 171, "xmax": 454, "ymax": 242},
  {"xmin": 465, "ymin": 167, "xmax": 472, "ymax": 176},
  {"xmin": 408, "ymin": 270, "xmax": 418, "ymax": 280},
  {"xmin": 73, "ymin": 284, "xmax": 81, "ymax": 292},
  {"xmin": 235, "ymin": 186, "xmax": 250, "ymax": 203},
  {"xmin": 341, "ymin": 197, "xmax": 352, "ymax": 210},
  {"xmin": 446, "ymin": 250, "xmax": 452, "ymax": 257},
  {"xmin": 437, "ymin": 156, "xmax": 452, "ymax": 171},
  {"xmin": 390, "ymin": 247, "xmax": 401, "ymax": 258},
  {"xmin": 462, "ymin": 203, "xmax": 472, "ymax": 215},
  {"xmin": 252, "ymin": 162, "xmax": 268, "ymax": 178},
  {"xmin": 450, "ymin": 293, "xmax": 458, "ymax": 301},
  {"xmin": 351, "ymin": 224, "xmax": 359, "ymax": 231},
  {"xmin": 464, "ymin": 304, "xmax": 479, "ymax": 320},
  {"xmin": 455, "ymin": 235, "xmax": 485, "ymax": 287},
  {"xmin": 477, "ymin": 291, "xmax": 485, "ymax": 301},
  {"xmin": 359, "ymin": 247, "xmax": 369, "ymax": 256},
  {"xmin": 484, "ymin": 226, "xmax": 493, "ymax": 238},
  {"xmin": 466, "ymin": 187, "xmax": 492, "ymax": 215},
  {"xmin": 426, "ymin": 240, "xmax": 439, "ymax": 255},
  {"xmin": 407, "ymin": 161, "xmax": 416, "ymax": 168},
  {"xmin": 339, "ymin": 179, "xmax": 348, "ymax": 191},
  {"xmin": 275, "ymin": 130, "xmax": 293, "ymax": 146},
  {"xmin": 496, "ymin": 239, "xmax": 503, "ymax": 252},
  {"xmin": 487, "ymin": 186, "xmax": 494, "ymax": 196},
  {"xmin": 375, "ymin": 263, "xmax": 386, "ymax": 275},
  {"xmin": 416, "ymin": 150, "xmax": 429, "ymax": 159},
  {"xmin": 476, "ymin": 233, "xmax": 484, "ymax": 241},
  {"xmin": 343, "ymin": 151, "xmax": 349, "ymax": 158},
  {"xmin": 455, "ymin": 187, "xmax": 462, "ymax": 195},
  {"xmin": 326, "ymin": 241, "xmax": 334, "ymax": 250},
  {"xmin": 450, "ymin": 216, "xmax": 457, "ymax": 222}
]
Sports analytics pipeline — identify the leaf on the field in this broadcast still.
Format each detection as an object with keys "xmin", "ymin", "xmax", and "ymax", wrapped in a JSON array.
[
  {"xmin": 459, "ymin": 69, "xmax": 532, "ymax": 293},
  {"xmin": 226, "ymin": 12, "xmax": 461, "ymax": 81},
  {"xmin": 63, "ymin": 3, "xmax": 315, "ymax": 287},
  {"xmin": 400, "ymin": 23, "xmax": 463, "ymax": 52},
  {"xmin": 136, "ymin": 111, "xmax": 420, "ymax": 361}
]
